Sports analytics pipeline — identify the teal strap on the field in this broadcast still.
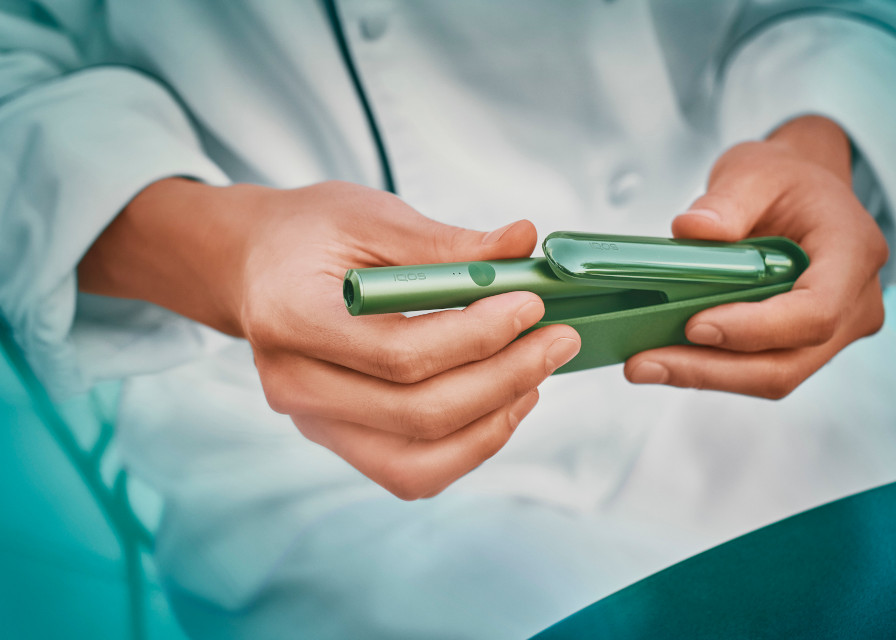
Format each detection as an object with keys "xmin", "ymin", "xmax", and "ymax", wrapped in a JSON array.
[{"xmin": 532, "ymin": 481, "xmax": 896, "ymax": 639}]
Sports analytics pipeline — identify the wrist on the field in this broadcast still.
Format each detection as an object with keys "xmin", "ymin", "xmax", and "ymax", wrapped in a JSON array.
[{"xmin": 78, "ymin": 177, "xmax": 255, "ymax": 337}]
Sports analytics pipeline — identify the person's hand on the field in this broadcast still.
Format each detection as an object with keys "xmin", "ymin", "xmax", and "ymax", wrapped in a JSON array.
[
  {"xmin": 625, "ymin": 115, "xmax": 889, "ymax": 398},
  {"xmin": 79, "ymin": 179, "xmax": 580, "ymax": 499}
]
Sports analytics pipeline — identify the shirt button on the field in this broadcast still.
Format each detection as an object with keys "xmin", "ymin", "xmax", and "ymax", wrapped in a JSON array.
[
  {"xmin": 607, "ymin": 167, "xmax": 644, "ymax": 207},
  {"xmin": 359, "ymin": 14, "xmax": 389, "ymax": 41}
]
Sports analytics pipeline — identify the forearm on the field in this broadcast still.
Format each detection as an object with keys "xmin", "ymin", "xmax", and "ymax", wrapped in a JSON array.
[{"xmin": 77, "ymin": 178, "xmax": 251, "ymax": 337}]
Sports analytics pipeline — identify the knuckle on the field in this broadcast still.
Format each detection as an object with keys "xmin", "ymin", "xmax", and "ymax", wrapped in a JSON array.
[
  {"xmin": 256, "ymin": 364, "xmax": 290, "ymax": 414},
  {"xmin": 261, "ymin": 387, "xmax": 289, "ymax": 414},
  {"xmin": 401, "ymin": 398, "xmax": 459, "ymax": 440},
  {"xmin": 292, "ymin": 417, "xmax": 325, "ymax": 446},
  {"xmin": 375, "ymin": 340, "xmax": 434, "ymax": 384},
  {"xmin": 462, "ymin": 305, "xmax": 519, "ymax": 358},
  {"xmin": 467, "ymin": 325, "xmax": 500, "ymax": 362},
  {"xmin": 381, "ymin": 462, "xmax": 431, "ymax": 502},
  {"xmin": 480, "ymin": 412, "xmax": 516, "ymax": 460},
  {"xmin": 863, "ymin": 295, "xmax": 886, "ymax": 337},
  {"xmin": 262, "ymin": 379, "xmax": 308, "ymax": 415},
  {"xmin": 809, "ymin": 306, "xmax": 840, "ymax": 345},
  {"xmin": 261, "ymin": 382, "xmax": 293, "ymax": 414},
  {"xmin": 508, "ymin": 374, "xmax": 537, "ymax": 404},
  {"xmin": 874, "ymin": 235, "xmax": 890, "ymax": 270},
  {"xmin": 873, "ymin": 300, "xmax": 886, "ymax": 334},
  {"xmin": 445, "ymin": 225, "xmax": 471, "ymax": 255},
  {"xmin": 761, "ymin": 364, "xmax": 798, "ymax": 400},
  {"xmin": 419, "ymin": 485, "xmax": 448, "ymax": 500},
  {"xmin": 283, "ymin": 389, "xmax": 315, "ymax": 416},
  {"xmin": 389, "ymin": 484, "xmax": 425, "ymax": 502},
  {"xmin": 256, "ymin": 359, "xmax": 317, "ymax": 416}
]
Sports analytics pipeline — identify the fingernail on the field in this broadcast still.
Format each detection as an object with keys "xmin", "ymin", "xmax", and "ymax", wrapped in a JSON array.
[
  {"xmin": 688, "ymin": 323, "xmax": 723, "ymax": 345},
  {"xmin": 545, "ymin": 337, "xmax": 580, "ymax": 373},
  {"xmin": 482, "ymin": 222, "xmax": 515, "ymax": 245},
  {"xmin": 682, "ymin": 208, "xmax": 721, "ymax": 222},
  {"xmin": 629, "ymin": 361, "xmax": 670, "ymax": 384},
  {"xmin": 514, "ymin": 300, "xmax": 544, "ymax": 332}
]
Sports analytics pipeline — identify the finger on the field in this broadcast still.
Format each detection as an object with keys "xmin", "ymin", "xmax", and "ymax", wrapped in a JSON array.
[
  {"xmin": 342, "ymin": 191, "xmax": 538, "ymax": 265},
  {"xmin": 685, "ymin": 272, "xmax": 884, "ymax": 352},
  {"xmin": 683, "ymin": 196, "xmax": 888, "ymax": 353},
  {"xmin": 671, "ymin": 142, "xmax": 791, "ymax": 242},
  {"xmin": 383, "ymin": 216, "xmax": 538, "ymax": 264},
  {"xmin": 320, "ymin": 290, "xmax": 550, "ymax": 383},
  {"xmin": 625, "ymin": 344, "xmax": 824, "ymax": 399},
  {"xmin": 295, "ymin": 390, "xmax": 540, "ymax": 500},
  {"xmin": 684, "ymin": 289, "xmax": 840, "ymax": 352},
  {"xmin": 625, "ymin": 282, "xmax": 884, "ymax": 398},
  {"xmin": 261, "ymin": 324, "xmax": 579, "ymax": 438}
]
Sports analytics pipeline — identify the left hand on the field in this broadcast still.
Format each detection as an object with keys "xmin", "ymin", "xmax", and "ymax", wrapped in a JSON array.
[{"xmin": 625, "ymin": 115, "xmax": 889, "ymax": 398}]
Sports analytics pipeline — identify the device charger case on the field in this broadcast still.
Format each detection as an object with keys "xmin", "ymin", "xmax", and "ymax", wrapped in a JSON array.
[{"xmin": 533, "ymin": 232, "xmax": 809, "ymax": 374}]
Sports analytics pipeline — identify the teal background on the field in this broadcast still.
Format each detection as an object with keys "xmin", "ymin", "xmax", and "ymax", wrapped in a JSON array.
[
  {"xmin": 533, "ymin": 480, "xmax": 896, "ymax": 639},
  {"xmin": 0, "ymin": 327, "xmax": 188, "ymax": 640}
]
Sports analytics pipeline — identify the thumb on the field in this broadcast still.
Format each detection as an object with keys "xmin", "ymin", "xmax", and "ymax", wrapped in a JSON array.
[
  {"xmin": 671, "ymin": 144, "xmax": 782, "ymax": 243},
  {"xmin": 395, "ymin": 217, "xmax": 539, "ymax": 264},
  {"xmin": 470, "ymin": 219, "xmax": 539, "ymax": 260}
]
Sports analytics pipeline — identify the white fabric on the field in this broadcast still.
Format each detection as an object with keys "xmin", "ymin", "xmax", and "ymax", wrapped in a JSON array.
[{"xmin": 2, "ymin": 1, "xmax": 896, "ymax": 637}]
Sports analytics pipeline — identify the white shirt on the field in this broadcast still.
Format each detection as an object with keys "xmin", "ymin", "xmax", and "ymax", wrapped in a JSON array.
[{"xmin": 3, "ymin": 1, "xmax": 896, "ymax": 637}]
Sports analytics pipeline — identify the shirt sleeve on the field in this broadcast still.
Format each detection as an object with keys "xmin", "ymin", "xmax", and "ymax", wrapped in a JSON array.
[
  {"xmin": 0, "ymin": 3, "xmax": 231, "ymax": 398},
  {"xmin": 716, "ymin": 12, "xmax": 896, "ymax": 284}
]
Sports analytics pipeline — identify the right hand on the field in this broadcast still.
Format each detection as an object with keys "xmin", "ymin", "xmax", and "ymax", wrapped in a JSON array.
[
  {"xmin": 81, "ymin": 179, "xmax": 580, "ymax": 499},
  {"xmin": 239, "ymin": 181, "xmax": 582, "ymax": 499}
]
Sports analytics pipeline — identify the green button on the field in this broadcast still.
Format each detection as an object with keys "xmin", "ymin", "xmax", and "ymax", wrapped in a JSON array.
[{"xmin": 468, "ymin": 262, "xmax": 496, "ymax": 286}]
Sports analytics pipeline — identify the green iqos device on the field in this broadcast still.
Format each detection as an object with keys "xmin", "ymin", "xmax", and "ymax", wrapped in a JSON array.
[
  {"xmin": 342, "ymin": 258, "xmax": 615, "ymax": 316},
  {"xmin": 343, "ymin": 232, "xmax": 809, "ymax": 373}
]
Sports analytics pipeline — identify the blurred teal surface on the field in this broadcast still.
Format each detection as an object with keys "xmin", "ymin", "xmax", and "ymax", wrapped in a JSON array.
[
  {"xmin": 0, "ymin": 328, "xmax": 188, "ymax": 640},
  {"xmin": 532, "ymin": 482, "xmax": 896, "ymax": 639}
]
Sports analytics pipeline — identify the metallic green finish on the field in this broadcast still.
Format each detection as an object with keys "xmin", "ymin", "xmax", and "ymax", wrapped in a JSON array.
[
  {"xmin": 343, "ymin": 234, "xmax": 810, "ymax": 373},
  {"xmin": 543, "ymin": 232, "xmax": 798, "ymax": 286},
  {"xmin": 343, "ymin": 259, "xmax": 613, "ymax": 316}
]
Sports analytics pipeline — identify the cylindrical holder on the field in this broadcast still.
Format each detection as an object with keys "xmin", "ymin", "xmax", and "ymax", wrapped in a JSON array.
[
  {"xmin": 543, "ymin": 233, "xmax": 798, "ymax": 285},
  {"xmin": 343, "ymin": 258, "xmax": 609, "ymax": 316}
]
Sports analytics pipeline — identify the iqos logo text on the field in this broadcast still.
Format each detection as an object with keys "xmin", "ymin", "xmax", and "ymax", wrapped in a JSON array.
[
  {"xmin": 393, "ymin": 273, "xmax": 427, "ymax": 282},
  {"xmin": 589, "ymin": 242, "xmax": 619, "ymax": 250}
]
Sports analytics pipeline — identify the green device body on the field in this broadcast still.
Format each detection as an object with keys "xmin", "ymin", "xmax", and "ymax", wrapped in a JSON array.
[{"xmin": 343, "ymin": 232, "xmax": 809, "ymax": 373}]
